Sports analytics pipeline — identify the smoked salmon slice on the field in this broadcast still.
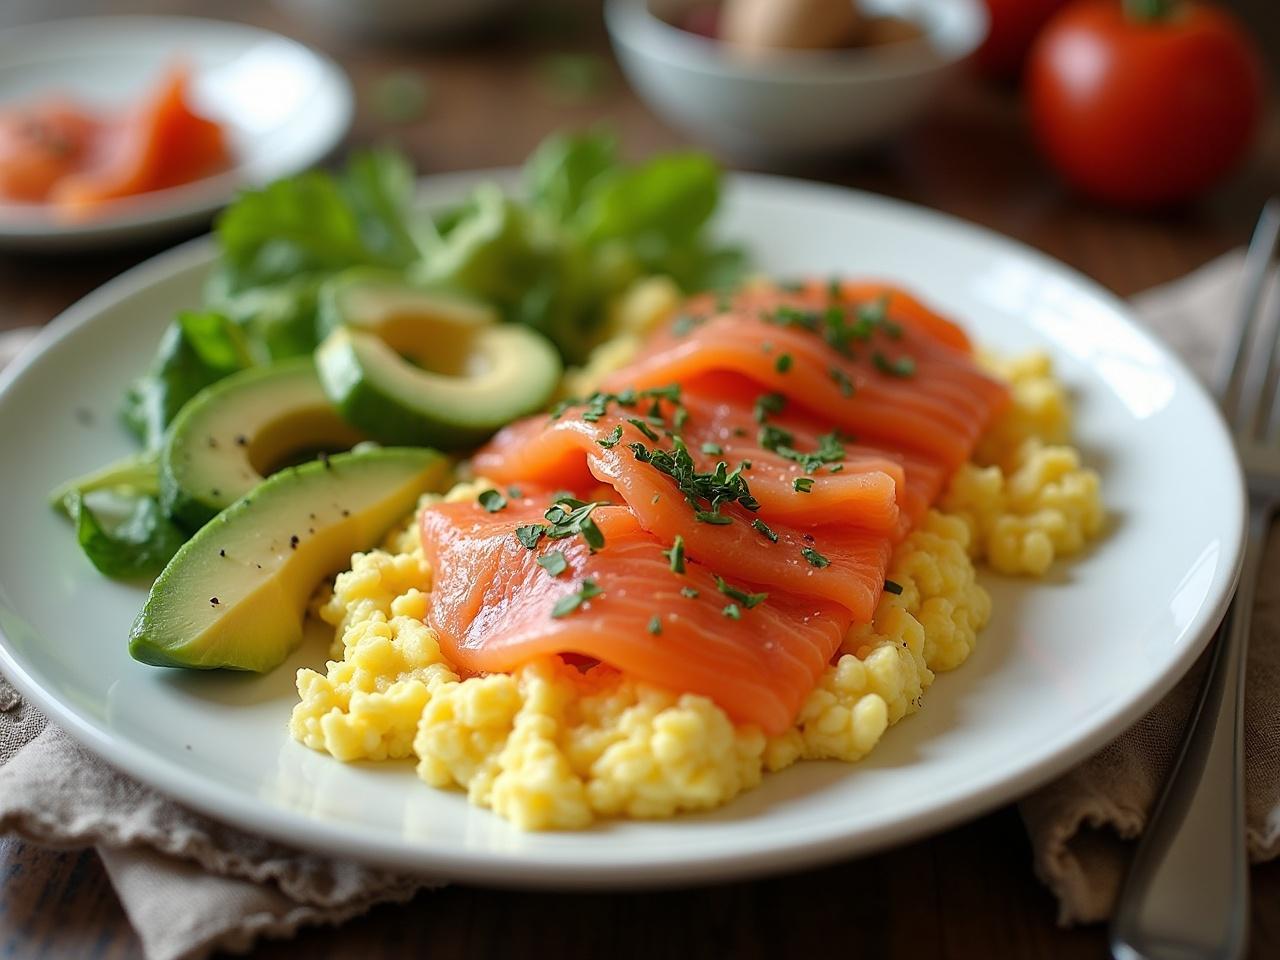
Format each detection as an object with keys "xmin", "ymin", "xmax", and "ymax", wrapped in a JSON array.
[
  {"xmin": 421, "ymin": 497, "xmax": 852, "ymax": 735},
  {"xmin": 608, "ymin": 285, "xmax": 1009, "ymax": 469}
]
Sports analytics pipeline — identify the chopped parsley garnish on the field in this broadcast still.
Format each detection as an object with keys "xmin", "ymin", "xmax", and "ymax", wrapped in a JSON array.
[
  {"xmin": 753, "ymin": 392, "xmax": 786, "ymax": 423},
  {"xmin": 537, "ymin": 551, "xmax": 569, "ymax": 576},
  {"xmin": 830, "ymin": 367, "xmax": 855, "ymax": 397},
  {"xmin": 596, "ymin": 425, "xmax": 624, "ymax": 448},
  {"xmin": 647, "ymin": 615, "xmax": 663, "ymax": 635},
  {"xmin": 722, "ymin": 603, "xmax": 741, "ymax": 620},
  {"xmin": 752, "ymin": 518, "xmax": 779, "ymax": 542},
  {"xmin": 775, "ymin": 353, "xmax": 793, "ymax": 373},
  {"xmin": 627, "ymin": 417, "xmax": 660, "ymax": 442},
  {"xmin": 716, "ymin": 576, "xmax": 767, "ymax": 609},
  {"xmin": 700, "ymin": 442, "xmax": 723, "ymax": 455},
  {"xmin": 664, "ymin": 535, "xmax": 686, "ymax": 574},
  {"xmin": 873, "ymin": 351, "xmax": 916, "ymax": 378},
  {"xmin": 477, "ymin": 489, "xmax": 507, "ymax": 513},
  {"xmin": 515, "ymin": 524, "xmax": 545, "ymax": 548},
  {"xmin": 673, "ymin": 407, "xmax": 689, "ymax": 430},
  {"xmin": 507, "ymin": 486, "xmax": 523, "ymax": 499},
  {"xmin": 518, "ymin": 498, "xmax": 609, "ymax": 552},
  {"xmin": 883, "ymin": 579, "xmax": 904, "ymax": 595},
  {"xmin": 680, "ymin": 586, "xmax": 700, "ymax": 599},
  {"xmin": 551, "ymin": 579, "xmax": 602, "ymax": 618},
  {"xmin": 759, "ymin": 426, "xmax": 846, "ymax": 474},
  {"xmin": 629, "ymin": 438, "xmax": 759, "ymax": 523},
  {"xmin": 694, "ymin": 510, "xmax": 733, "ymax": 525},
  {"xmin": 801, "ymin": 547, "xmax": 830, "ymax": 568},
  {"xmin": 552, "ymin": 385, "xmax": 682, "ymax": 423},
  {"xmin": 793, "ymin": 477, "xmax": 814, "ymax": 493}
]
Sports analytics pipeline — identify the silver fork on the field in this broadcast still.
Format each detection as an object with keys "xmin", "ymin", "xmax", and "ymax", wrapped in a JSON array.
[{"xmin": 1111, "ymin": 200, "xmax": 1280, "ymax": 960}]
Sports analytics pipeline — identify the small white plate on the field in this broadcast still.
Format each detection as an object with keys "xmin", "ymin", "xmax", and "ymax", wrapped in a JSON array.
[
  {"xmin": 0, "ymin": 172, "xmax": 1245, "ymax": 886},
  {"xmin": 0, "ymin": 16, "xmax": 352, "ymax": 250}
]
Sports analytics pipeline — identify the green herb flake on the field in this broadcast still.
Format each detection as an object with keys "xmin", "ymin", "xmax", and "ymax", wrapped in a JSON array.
[
  {"xmin": 507, "ymin": 485, "xmax": 523, "ymax": 499},
  {"xmin": 550, "ymin": 579, "xmax": 603, "ymax": 618},
  {"xmin": 830, "ymin": 367, "xmax": 855, "ymax": 397},
  {"xmin": 793, "ymin": 477, "xmax": 815, "ymax": 493},
  {"xmin": 543, "ymin": 498, "xmax": 608, "ymax": 551},
  {"xmin": 774, "ymin": 353, "xmax": 793, "ymax": 374},
  {"xmin": 752, "ymin": 518, "xmax": 779, "ymax": 543},
  {"xmin": 627, "ymin": 417, "xmax": 660, "ymax": 442},
  {"xmin": 700, "ymin": 442, "xmax": 723, "ymax": 455},
  {"xmin": 722, "ymin": 603, "xmax": 741, "ymax": 620},
  {"xmin": 753, "ymin": 392, "xmax": 786, "ymax": 423},
  {"xmin": 515, "ymin": 524, "xmax": 546, "ymax": 549},
  {"xmin": 801, "ymin": 547, "xmax": 830, "ymax": 568},
  {"xmin": 663, "ymin": 535, "xmax": 686, "ymax": 574},
  {"xmin": 873, "ymin": 351, "xmax": 916, "ymax": 378},
  {"xmin": 478, "ymin": 489, "xmax": 507, "ymax": 513},
  {"xmin": 680, "ymin": 586, "xmax": 700, "ymax": 599},
  {"xmin": 647, "ymin": 615, "xmax": 663, "ymax": 636},
  {"xmin": 694, "ymin": 510, "xmax": 733, "ymax": 525},
  {"xmin": 537, "ymin": 550, "xmax": 569, "ymax": 577},
  {"xmin": 883, "ymin": 579, "xmax": 905, "ymax": 595},
  {"xmin": 596, "ymin": 424, "xmax": 624, "ymax": 448},
  {"xmin": 716, "ymin": 576, "xmax": 767, "ymax": 608}
]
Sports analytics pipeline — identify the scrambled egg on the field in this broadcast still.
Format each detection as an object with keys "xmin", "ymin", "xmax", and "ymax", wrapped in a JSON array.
[{"xmin": 289, "ymin": 286, "xmax": 1106, "ymax": 830}]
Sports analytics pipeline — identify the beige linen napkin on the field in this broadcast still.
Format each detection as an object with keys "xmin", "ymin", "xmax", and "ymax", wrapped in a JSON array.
[{"xmin": 0, "ymin": 250, "xmax": 1275, "ymax": 957}]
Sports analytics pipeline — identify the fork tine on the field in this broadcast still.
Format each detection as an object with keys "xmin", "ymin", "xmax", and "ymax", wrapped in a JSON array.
[{"xmin": 1220, "ymin": 198, "xmax": 1280, "ymax": 424}]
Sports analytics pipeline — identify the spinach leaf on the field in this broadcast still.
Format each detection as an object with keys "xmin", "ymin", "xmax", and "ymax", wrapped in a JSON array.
[
  {"xmin": 121, "ymin": 311, "xmax": 254, "ymax": 449},
  {"xmin": 61, "ymin": 492, "xmax": 185, "ymax": 580}
]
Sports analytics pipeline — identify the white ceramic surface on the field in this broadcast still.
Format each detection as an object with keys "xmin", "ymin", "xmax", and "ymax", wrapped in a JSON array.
[
  {"xmin": 0, "ymin": 16, "xmax": 352, "ymax": 250},
  {"xmin": 0, "ymin": 172, "xmax": 1245, "ymax": 887},
  {"xmin": 605, "ymin": 0, "xmax": 988, "ymax": 161}
]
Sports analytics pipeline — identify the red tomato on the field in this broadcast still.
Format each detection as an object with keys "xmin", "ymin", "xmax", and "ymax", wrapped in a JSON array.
[
  {"xmin": 977, "ymin": 0, "xmax": 1071, "ymax": 79},
  {"xmin": 1027, "ymin": 1, "xmax": 1264, "ymax": 208}
]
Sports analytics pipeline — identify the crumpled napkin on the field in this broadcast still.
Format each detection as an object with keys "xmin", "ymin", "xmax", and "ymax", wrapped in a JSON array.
[{"xmin": 0, "ymin": 250, "xmax": 1275, "ymax": 957}]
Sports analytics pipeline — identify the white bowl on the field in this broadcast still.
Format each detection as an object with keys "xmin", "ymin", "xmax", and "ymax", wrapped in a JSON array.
[{"xmin": 605, "ymin": 0, "xmax": 988, "ymax": 162}]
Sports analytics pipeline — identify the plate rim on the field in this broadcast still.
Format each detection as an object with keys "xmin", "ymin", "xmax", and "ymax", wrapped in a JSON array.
[
  {"xmin": 0, "ymin": 170, "xmax": 1247, "ymax": 886},
  {"xmin": 0, "ymin": 14, "xmax": 354, "ymax": 245}
]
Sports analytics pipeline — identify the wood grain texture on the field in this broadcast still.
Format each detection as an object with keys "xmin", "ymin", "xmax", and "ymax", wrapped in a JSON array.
[{"xmin": 1, "ymin": 1, "xmax": 1278, "ymax": 958}]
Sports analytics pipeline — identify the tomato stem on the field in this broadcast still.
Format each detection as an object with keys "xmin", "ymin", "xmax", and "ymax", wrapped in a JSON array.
[{"xmin": 1124, "ymin": 0, "xmax": 1179, "ymax": 21}]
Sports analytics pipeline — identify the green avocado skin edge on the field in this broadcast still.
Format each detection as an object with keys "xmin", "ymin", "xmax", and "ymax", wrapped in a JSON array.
[{"xmin": 129, "ymin": 447, "xmax": 449, "ymax": 673}]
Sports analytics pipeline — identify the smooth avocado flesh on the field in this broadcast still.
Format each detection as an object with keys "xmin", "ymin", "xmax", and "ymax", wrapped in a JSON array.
[
  {"xmin": 130, "ymin": 447, "xmax": 449, "ymax": 672},
  {"xmin": 315, "ymin": 275, "xmax": 562, "ymax": 449},
  {"xmin": 160, "ymin": 358, "xmax": 364, "ymax": 529}
]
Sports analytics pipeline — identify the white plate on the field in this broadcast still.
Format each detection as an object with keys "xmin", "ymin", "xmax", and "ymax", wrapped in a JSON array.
[
  {"xmin": 0, "ymin": 172, "xmax": 1245, "ymax": 886},
  {"xmin": 0, "ymin": 16, "xmax": 352, "ymax": 250}
]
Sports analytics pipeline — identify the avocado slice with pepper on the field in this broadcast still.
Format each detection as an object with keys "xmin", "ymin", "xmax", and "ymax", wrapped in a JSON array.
[
  {"xmin": 130, "ymin": 446, "xmax": 449, "ymax": 672},
  {"xmin": 159, "ymin": 358, "xmax": 364, "ymax": 530},
  {"xmin": 314, "ymin": 274, "xmax": 562, "ymax": 449}
]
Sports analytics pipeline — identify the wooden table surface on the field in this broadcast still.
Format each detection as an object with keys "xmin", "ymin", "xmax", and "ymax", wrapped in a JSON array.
[{"xmin": 3, "ymin": 1, "xmax": 1280, "ymax": 957}]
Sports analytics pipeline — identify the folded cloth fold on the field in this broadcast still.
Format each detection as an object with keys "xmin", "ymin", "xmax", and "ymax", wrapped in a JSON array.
[{"xmin": 0, "ymin": 251, "xmax": 1276, "ymax": 957}]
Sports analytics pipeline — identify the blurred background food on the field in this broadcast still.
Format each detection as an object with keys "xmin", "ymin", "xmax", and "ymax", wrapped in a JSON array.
[{"xmin": 0, "ymin": 0, "xmax": 1275, "ymax": 256}]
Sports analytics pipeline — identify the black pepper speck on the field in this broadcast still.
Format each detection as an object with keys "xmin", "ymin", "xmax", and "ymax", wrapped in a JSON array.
[
  {"xmin": 289, "ymin": 535, "xmax": 299, "ymax": 549},
  {"xmin": 210, "ymin": 597, "xmax": 220, "ymax": 606}
]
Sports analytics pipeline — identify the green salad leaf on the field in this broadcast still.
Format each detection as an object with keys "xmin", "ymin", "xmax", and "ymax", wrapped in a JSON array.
[
  {"xmin": 60, "ymin": 491, "xmax": 186, "ymax": 579},
  {"xmin": 122, "ymin": 311, "xmax": 255, "ymax": 449}
]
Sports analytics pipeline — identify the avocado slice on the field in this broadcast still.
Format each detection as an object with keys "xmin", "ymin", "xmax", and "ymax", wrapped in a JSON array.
[
  {"xmin": 130, "ymin": 447, "xmax": 449, "ymax": 672},
  {"xmin": 160, "ymin": 358, "xmax": 364, "ymax": 530},
  {"xmin": 314, "ymin": 275, "xmax": 562, "ymax": 449}
]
